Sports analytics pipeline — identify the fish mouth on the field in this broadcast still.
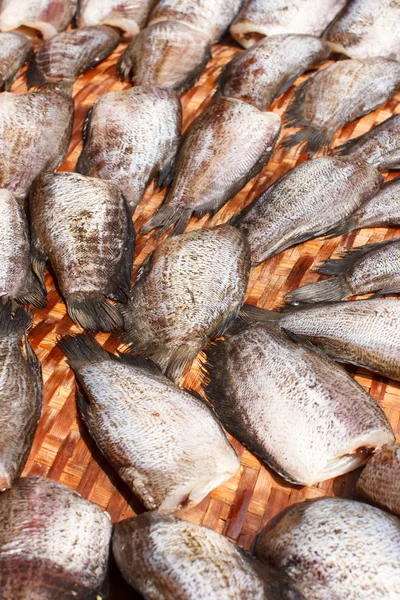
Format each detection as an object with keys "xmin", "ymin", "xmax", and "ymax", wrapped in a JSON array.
[{"xmin": 230, "ymin": 22, "xmax": 266, "ymax": 48}]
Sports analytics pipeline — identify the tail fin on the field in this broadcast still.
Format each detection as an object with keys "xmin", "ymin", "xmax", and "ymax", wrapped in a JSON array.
[
  {"xmin": 325, "ymin": 215, "xmax": 359, "ymax": 238},
  {"xmin": 285, "ymin": 277, "xmax": 350, "ymax": 305},
  {"xmin": 65, "ymin": 293, "xmax": 123, "ymax": 332},
  {"xmin": 282, "ymin": 126, "xmax": 332, "ymax": 156},
  {"xmin": 317, "ymin": 239, "xmax": 398, "ymax": 276},
  {"xmin": 57, "ymin": 333, "xmax": 109, "ymax": 370},
  {"xmin": 239, "ymin": 304, "xmax": 282, "ymax": 325},
  {"xmin": 0, "ymin": 302, "xmax": 30, "ymax": 337},
  {"xmin": 140, "ymin": 205, "xmax": 191, "ymax": 238}
]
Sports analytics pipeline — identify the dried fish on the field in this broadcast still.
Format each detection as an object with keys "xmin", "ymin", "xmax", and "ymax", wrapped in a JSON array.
[
  {"xmin": 0, "ymin": 32, "xmax": 33, "ymax": 91},
  {"xmin": 357, "ymin": 444, "xmax": 400, "ymax": 517},
  {"xmin": 0, "ymin": 0, "xmax": 77, "ymax": 39},
  {"xmin": 77, "ymin": 0, "xmax": 153, "ymax": 39}
]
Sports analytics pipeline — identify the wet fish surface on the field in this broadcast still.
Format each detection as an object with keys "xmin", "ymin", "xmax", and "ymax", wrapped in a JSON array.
[
  {"xmin": 27, "ymin": 26, "xmax": 120, "ymax": 93},
  {"xmin": 203, "ymin": 322, "xmax": 394, "ymax": 486},
  {"xmin": 286, "ymin": 237, "xmax": 400, "ymax": 305},
  {"xmin": 113, "ymin": 512, "xmax": 304, "ymax": 599},
  {"xmin": 0, "ymin": 0, "xmax": 77, "ymax": 39},
  {"xmin": 283, "ymin": 57, "xmax": 400, "ymax": 156},
  {"xmin": 30, "ymin": 172, "xmax": 135, "ymax": 332},
  {"xmin": 0, "ymin": 477, "xmax": 112, "ymax": 599},
  {"xmin": 58, "ymin": 334, "xmax": 240, "ymax": 513},
  {"xmin": 0, "ymin": 304, "xmax": 42, "ymax": 491},
  {"xmin": 357, "ymin": 444, "xmax": 400, "ymax": 517},
  {"xmin": 122, "ymin": 225, "xmax": 251, "ymax": 383},
  {"xmin": 231, "ymin": 156, "xmax": 382, "ymax": 266},
  {"xmin": 118, "ymin": 21, "xmax": 211, "ymax": 95},
  {"xmin": 77, "ymin": 0, "xmax": 153, "ymax": 39},
  {"xmin": 216, "ymin": 34, "xmax": 330, "ymax": 110},
  {"xmin": 0, "ymin": 32, "xmax": 33, "ymax": 91},
  {"xmin": 142, "ymin": 97, "xmax": 281, "ymax": 236},
  {"xmin": 255, "ymin": 497, "xmax": 400, "ymax": 600},
  {"xmin": 335, "ymin": 113, "xmax": 400, "ymax": 171},
  {"xmin": 230, "ymin": 0, "xmax": 346, "ymax": 48},
  {"xmin": 325, "ymin": 0, "xmax": 400, "ymax": 61},
  {"xmin": 0, "ymin": 90, "xmax": 74, "ymax": 202},
  {"xmin": 77, "ymin": 86, "xmax": 182, "ymax": 213}
]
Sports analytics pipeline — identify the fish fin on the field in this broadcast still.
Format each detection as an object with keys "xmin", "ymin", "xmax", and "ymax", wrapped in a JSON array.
[
  {"xmin": 0, "ymin": 302, "xmax": 30, "ymax": 337},
  {"xmin": 26, "ymin": 59, "xmax": 46, "ymax": 90},
  {"xmin": 150, "ymin": 344, "xmax": 198, "ymax": 384},
  {"xmin": 239, "ymin": 304, "xmax": 282, "ymax": 325},
  {"xmin": 57, "ymin": 333, "xmax": 110, "ymax": 370},
  {"xmin": 16, "ymin": 270, "xmax": 47, "ymax": 309},
  {"xmin": 282, "ymin": 126, "xmax": 332, "ymax": 156},
  {"xmin": 317, "ymin": 239, "xmax": 398, "ymax": 276},
  {"xmin": 372, "ymin": 287, "xmax": 400, "ymax": 298},
  {"xmin": 157, "ymin": 158, "xmax": 176, "ymax": 190},
  {"xmin": 81, "ymin": 106, "xmax": 93, "ymax": 144},
  {"xmin": 108, "ymin": 197, "xmax": 135, "ymax": 303},
  {"xmin": 333, "ymin": 135, "xmax": 362, "ymax": 157},
  {"xmin": 65, "ymin": 293, "xmax": 123, "ymax": 332},
  {"xmin": 285, "ymin": 277, "xmax": 350, "ymax": 305},
  {"xmin": 117, "ymin": 49, "xmax": 133, "ymax": 81},
  {"xmin": 117, "ymin": 346, "xmax": 162, "ymax": 374},
  {"xmin": 22, "ymin": 334, "xmax": 41, "ymax": 371},
  {"xmin": 75, "ymin": 386, "xmax": 92, "ymax": 420},
  {"xmin": 140, "ymin": 205, "xmax": 192, "ymax": 237},
  {"xmin": 31, "ymin": 248, "xmax": 48, "ymax": 290},
  {"xmin": 324, "ymin": 215, "xmax": 359, "ymax": 237}
]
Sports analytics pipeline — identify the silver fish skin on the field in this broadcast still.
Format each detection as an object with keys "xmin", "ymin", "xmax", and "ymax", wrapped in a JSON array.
[
  {"xmin": 149, "ymin": 0, "xmax": 244, "ymax": 44},
  {"xmin": 357, "ymin": 444, "xmax": 400, "ymax": 517},
  {"xmin": 30, "ymin": 172, "xmax": 135, "ymax": 332},
  {"xmin": 0, "ymin": 477, "xmax": 112, "ymax": 599},
  {"xmin": 118, "ymin": 21, "xmax": 211, "ymax": 96},
  {"xmin": 122, "ymin": 225, "xmax": 251, "ymax": 383},
  {"xmin": 286, "ymin": 238, "xmax": 400, "ymax": 305},
  {"xmin": 113, "ymin": 513, "xmax": 304, "ymax": 600},
  {"xmin": 203, "ymin": 323, "xmax": 395, "ymax": 486},
  {"xmin": 0, "ymin": 189, "xmax": 46, "ymax": 307},
  {"xmin": 325, "ymin": 0, "xmax": 400, "ymax": 61},
  {"xmin": 77, "ymin": 86, "xmax": 182, "ymax": 214},
  {"xmin": 58, "ymin": 334, "xmax": 240, "ymax": 513},
  {"xmin": 335, "ymin": 113, "xmax": 400, "ymax": 171},
  {"xmin": 283, "ymin": 57, "xmax": 400, "ymax": 156},
  {"xmin": 142, "ymin": 97, "xmax": 281, "ymax": 236},
  {"xmin": 0, "ymin": 90, "xmax": 74, "ymax": 202},
  {"xmin": 0, "ymin": 305, "xmax": 42, "ymax": 491},
  {"xmin": 230, "ymin": 0, "xmax": 346, "ymax": 49},
  {"xmin": 216, "ymin": 34, "xmax": 330, "ymax": 111},
  {"xmin": 0, "ymin": 0, "xmax": 77, "ymax": 39},
  {"xmin": 255, "ymin": 497, "xmax": 400, "ymax": 600},
  {"xmin": 231, "ymin": 157, "xmax": 382, "ymax": 266},
  {"xmin": 77, "ymin": 0, "xmax": 154, "ymax": 39},
  {"xmin": 0, "ymin": 32, "xmax": 33, "ymax": 91},
  {"xmin": 27, "ymin": 26, "xmax": 120, "ymax": 93}
]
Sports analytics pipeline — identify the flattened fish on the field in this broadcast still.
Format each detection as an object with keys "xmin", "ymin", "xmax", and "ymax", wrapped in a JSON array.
[
  {"xmin": 286, "ymin": 238, "xmax": 400, "ymax": 305},
  {"xmin": 118, "ymin": 21, "xmax": 211, "ymax": 95},
  {"xmin": 230, "ymin": 0, "xmax": 346, "ymax": 49},
  {"xmin": 0, "ymin": 32, "xmax": 33, "ymax": 91},
  {"xmin": 77, "ymin": 0, "xmax": 153, "ymax": 39},
  {"xmin": 58, "ymin": 334, "xmax": 240, "ymax": 513},
  {"xmin": 256, "ymin": 497, "xmax": 400, "ymax": 600},
  {"xmin": 216, "ymin": 34, "xmax": 330, "ymax": 110},
  {"xmin": 0, "ymin": 0, "xmax": 77, "ymax": 39},
  {"xmin": 122, "ymin": 225, "xmax": 250, "ymax": 382},
  {"xmin": 335, "ymin": 113, "xmax": 400, "ymax": 171},
  {"xmin": 283, "ymin": 58, "xmax": 400, "ymax": 156},
  {"xmin": 0, "ymin": 189, "xmax": 46, "ymax": 307},
  {"xmin": 27, "ymin": 26, "xmax": 120, "ymax": 93},
  {"xmin": 0, "ymin": 477, "xmax": 111, "ymax": 599},
  {"xmin": 325, "ymin": 0, "xmax": 400, "ymax": 61},
  {"xmin": 149, "ymin": 0, "xmax": 244, "ymax": 44},
  {"xmin": 357, "ymin": 444, "xmax": 400, "ymax": 517},
  {"xmin": 142, "ymin": 97, "xmax": 281, "ymax": 236},
  {"xmin": 0, "ymin": 90, "xmax": 74, "ymax": 202},
  {"xmin": 77, "ymin": 86, "xmax": 181, "ymax": 214},
  {"xmin": 231, "ymin": 157, "xmax": 382, "ymax": 266},
  {"xmin": 0, "ymin": 304, "xmax": 42, "ymax": 491},
  {"xmin": 113, "ymin": 513, "xmax": 304, "ymax": 600},
  {"xmin": 30, "ymin": 172, "xmax": 135, "ymax": 332}
]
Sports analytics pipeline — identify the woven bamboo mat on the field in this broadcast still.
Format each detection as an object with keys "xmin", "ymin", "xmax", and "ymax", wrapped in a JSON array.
[{"xmin": 11, "ymin": 37, "xmax": 400, "ymax": 565}]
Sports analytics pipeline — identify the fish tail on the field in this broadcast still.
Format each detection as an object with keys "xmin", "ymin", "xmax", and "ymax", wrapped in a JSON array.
[
  {"xmin": 325, "ymin": 215, "xmax": 359, "ymax": 237},
  {"xmin": 57, "ymin": 333, "xmax": 109, "ymax": 370},
  {"xmin": 0, "ymin": 302, "xmax": 30, "ymax": 336},
  {"xmin": 140, "ymin": 206, "xmax": 191, "ymax": 237},
  {"xmin": 282, "ymin": 126, "xmax": 331, "ymax": 156},
  {"xmin": 65, "ymin": 293, "xmax": 123, "ymax": 332},
  {"xmin": 317, "ymin": 240, "xmax": 395, "ymax": 276},
  {"xmin": 151, "ymin": 344, "xmax": 199, "ymax": 384},
  {"xmin": 17, "ymin": 270, "xmax": 47, "ymax": 309},
  {"xmin": 239, "ymin": 304, "xmax": 282, "ymax": 325},
  {"xmin": 285, "ymin": 277, "xmax": 350, "ymax": 305}
]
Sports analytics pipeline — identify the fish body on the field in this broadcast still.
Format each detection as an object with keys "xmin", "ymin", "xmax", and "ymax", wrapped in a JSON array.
[
  {"xmin": 231, "ymin": 157, "xmax": 382, "ymax": 266},
  {"xmin": 58, "ymin": 334, "xmax": 240, "ymax": 513},
  {"xmin": 118, "ymin": 21, "xmax": 211, "ymax": 95},
  {"xmin": 0, "ymin": 90, "xmax": 74, "ymax": 202},
  {"xmin": 0, "ymin": 305, "xmax": 42, "ymax": 491},
  {"xmin": 27, "ymin": 26, "xmax": 120, "ymax": 93},
  {"xmin": 142, "ymin": 97, "xmax": 281, "ymax": 236},
  {"xmin": 230, "ymin": 0, "xmax": 346, "ymax": 48},
  {"xmin": 0, "ymin": 0, "xmax": 77, "ymax": 39},
  {"xmin": 325, "ymin": 0, "xmax": 400, "ymax": 61},
  {"xmin": 113, "ymin": 513, "xmax": 303, "ymax": 599},
  {"xmin": 77, "ymin": 86, "xmax": 182, "ymax": 213},
  {"xmin": 0, "ymin": 32, "xmax": 33, "ymax": 91},
  {"xmin": 255, "ymin": 497, "xmax": 400, "ymax": 600},
  {"xmin": 357, "ymin": 444, "xmax": 400, "ymax": 517},
  {"xmin": 122, "ymin": 225, "xmax": 251, "ymax": 382},
  {"xmin": 286, "ymin": 238, "xmax": 400, "ymax": 305},
  {"xmin": 30, "ymin": 172, "xmax": 135, "ymax": 332},
  {"xmin": 216, "ymin": 34, "xmax": 330, "ymax": 110},
  {"xmin": 149, "ymin": 0, "xmax": 244, "ymax": 44},
  {"xmin": 203, "ymin": 323, "xmax": 394, "ymax": 486},
  {"xmin": 77, "ymin": 0, "xmax": 153, "ymax": 39},
  {"xmin": 0, "ymin": 477, "xmax": 111, "ymax": 599},
  {"xmin": 284, "ymin": 57, "xmax": 400, "ymax": 156}
]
